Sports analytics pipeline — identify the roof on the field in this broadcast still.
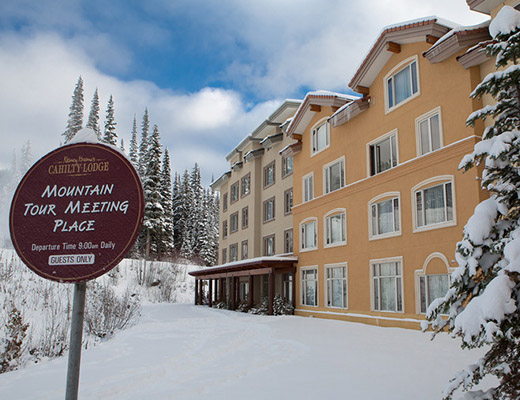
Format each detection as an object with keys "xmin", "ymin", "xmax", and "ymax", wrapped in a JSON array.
[
  {"xmin": 329, "ymin": 97, "xmax": 370, "ymax": 127},
  {"xmin": 466, "ymin": 0, "xmax": 503, "ymax": 15},
  {"xmin": 210, "ymin": 170, "xmax": 231, "ymax": 191},
  {"xmin": 188, "ymin": 256, "xmax": 298, "ymax": 278},
  {"xmin": 349, "ymin": 17, "xmax": 456, "ymax": 91}
]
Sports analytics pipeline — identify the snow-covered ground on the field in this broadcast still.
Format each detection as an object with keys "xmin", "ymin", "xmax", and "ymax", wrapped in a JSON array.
[{"xmin": 0, "ymin": 303, "xmax": 490, "ymax": 400}]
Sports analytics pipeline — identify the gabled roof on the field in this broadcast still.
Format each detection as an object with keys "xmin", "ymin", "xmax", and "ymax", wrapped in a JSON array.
[
  {"xmin": 466, "ymin": 0, "xmax": 503, "ymax": 15},
  {"xmin": 287, "ymin": 91, "xmax": 360, "ymax": 137},
  {"xmin": 349, "ymin": 17, "xmax": 456, "ymax": 91},
  {"xmin": 423, "ymin": 21, "xmax": 491, "ymax": 63}
]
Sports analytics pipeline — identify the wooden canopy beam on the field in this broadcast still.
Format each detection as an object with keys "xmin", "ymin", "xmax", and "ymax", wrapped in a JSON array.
[
  {"xmin": 387, "ymin": 41, "xmax": 401, "ymax": 53},
  {"xmin": 356, "ymin": 86, "xmax": 370, "ymax": 97},
  {"xmin": 426, "ymin": 35, "xmax": 439, "ymax": 44},
  {"xmin": 310, "ymin": 104, "xmax": 321, "ymax": 112}
]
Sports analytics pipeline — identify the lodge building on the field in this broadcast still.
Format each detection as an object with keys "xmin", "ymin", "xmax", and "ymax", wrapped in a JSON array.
[{"xmin": 190, "ymin": 0, "xmax": 511, "ymax": 328}]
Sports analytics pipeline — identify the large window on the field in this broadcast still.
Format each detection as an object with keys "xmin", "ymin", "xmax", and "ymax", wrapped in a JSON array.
[
  {"xmin": 230, "ymin": 212, "xmax": 238, "ymax": 233},
  {"xmin": 326, "ymin": 265, "xmax": 347, "ymax": 308},
  {"xmin": 263, "ymin": 234, "xmax": 275, "ymax": 256},
  {"xmin": 415, "ymin": 181, "xmax": 454, "ymax": 229},
  {"xmin": 303, "ymin": 173, "xmax": 314, "ymax": 203},
  {"xmin": 300, "ymin": 219, "xmax": 317, "ymax": 251},
  {"xmin": 370, "ymin": 196, "xmax": 400, "ymax": 239},
  {"xmin": 419, "ymin": 274, "xmax": 449, "ymax": 314},
  {"xmin": 264, "ymin": 161, "xmax": 275, "ymax": 188},
  {"xmin": 369, "ymin": 132, "xmax": 397, "ymax": 175},
  {"xmin": 371, "ymin": 259, "xmax": 403, "ymax": 312},
  {"xmin": 263, "ymin": 197, "xmax": 275, "ymax": 222},
  {"xmin": 417, "ymin": 108, "xmax": 442, "ymax": 156},
  {"xmin": 301, "ymin": 268, "xmax": 318, "ymax": 306},
  {"xmin": 312, "ymin": 121, "xmax": 330, "ymax": 155},
  {"xmin": 241, "ymin": 240, "xmax": 248, "ymax": 260},
  {"xmin": 230, "ymin": 181, "xmax": 239, "ymax": 203},
  {"xmin": 229, "ymin": 243, "xmax": 238, "ymax": 262},
  {"xmin": 324, "ymin": 210, "xmax": 346, "ymax": 247},
  {"xmin": 282, "ymin": 155, "xmax": 293, "ymax": 178},
  {"xmin": 386, "ymin": 58, "xmax": 419, "ymax": 110},
  {"xmin": 284, "ymin": 229, "xmax": 293, "ymax": 253},
  {"xmin": 284, "ymin": 188, "xmax": 293, "ymax": 215},
  {"xmin": 241, "ymin": 173, "xmax": 251, "ymax": 197},
  {"xmin": 242, "ymin": 206, "xmax": 249, "ymax": 229},
  {"xmin": 324, "ymin": 157, "xmax": 345, "ymax": 194}
]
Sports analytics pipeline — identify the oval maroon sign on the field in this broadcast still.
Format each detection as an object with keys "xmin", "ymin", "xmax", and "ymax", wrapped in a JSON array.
[{"xmin": 9, "ymin": 142, "xmax": 144, "ymax": 283}]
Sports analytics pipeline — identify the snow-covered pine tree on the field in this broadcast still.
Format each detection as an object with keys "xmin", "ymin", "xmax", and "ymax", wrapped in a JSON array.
[
  {"xmin": 120, "ymin": 138, "xmax": 125, "ymax": 153},
  {"xmin": 160, "ymin": 148, "xmax": 174, "ymax": 258},
  {"xmin": 138, "ymin": 109, "xmax": 150, "ymax": 178},
  {"xmin": 103, "ymin": 95, "xmax": 117, "ymax": 146},
  {"xmin": 63, "ymin": 76, "xmax": 84, "ymax": 143},
  {"xmin": 190, "ymin": 163, "xmax": 204, "ymax": 257},
  {"xmin": 141, "ymin": 125, "xmax": 164, "ymax": 259},
  {"xmin": 86, "ymin": 88, "xmax": 100, "ymax": 139},
  {"xmin": 425, "ymin": 7, "xmax": 520, "ymax": 400},
  {"xmin": 172, "ymin": 172, "xmax": 183, "ymax": 252},
  {"xmin": 129, "ymin": 115, "xmax": 139, "ymax": 168},
  {"xmin": 180, "ymin": 169, "xmax": 194, "ymax": 258},
  {"xmin": 199, "ymin": 188, "xmax": 218, "ymax": 266}
]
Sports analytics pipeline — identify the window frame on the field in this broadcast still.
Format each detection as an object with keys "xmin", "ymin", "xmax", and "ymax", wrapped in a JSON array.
[
  {"xmin": 416, "ymin": 107, "xmax": 443, "ymax": 156},
  {"xmin": 368, "ymin": 192, "xmax": 402, "ymax": 240},
  {"xmin": 241, "ymin": 240, "xmax": 248, "ymax": 260},
  {"xmin": 414, "ymin": 252, "xmax": 454, "ymax": 314},
  {"xmin": 384, "ymin": 55, "xmax": 420, "ymax": 113},
  {"xmin": 311, "ymin": 119, "xmax": 330, "ymax": 156},
  {"xmin": 221, "ymin": 248, "xmax": 227, "ymax": 264},
  {"xmin": 412, "ymin": 176, "xmax": 456, "ymax": 233},
  {"xmin": 302, "ymin": 172, "xmax": 314, "ymax": 203},
  {"xmin": 300, "ymin": 217, "xmax": 318, "ymax": 252},
  {"xmin": 230, "ymin": 181, "xmax": 239, "ymax": 204},
  {"xmin": 241, "ymin": 206, "xmax": 249, "ymax": 229},
  {"xmin": 325, "ymin": 263, "xmax": 348, "ymax": 309},
  {"xmin": 263, "ymin": 234, "xmax": 275, "ymax": 256},
  {"xmin": 229, "ymin": 211, "xmax": 239, "ymax": 233},
  {"xmin": 284, "ymin": 188, "xmax": 293, "ymax": 215},
  {"xmin": 323, "ymin": 209, "xmax": 347, "ymax": 248},
  {"xmin": 241, "ymin": 173, "xmax": 251, "ymax": 198},
  {"xmin": 367, "ymin": 130, "xmax": 399, "ymax": 176},
  {"xmin": 229, "ymin": 243, "xmax": 238, "ymax": 262},
  {"xmin": 323, "ymin": 156, "xmax": 346, "ymax": 194},
  {"xmin": 284, "ymin": 228, "xmax": 293, "ymax": 254},
  {"xmin": 282, "ymin": 154, "xmax": 293, "ymax": 178},
  {"xmin": 370, "ymin": 256, "xmax": 404, "ymax": 313},
  {"xmin": 263, "ymin": 161, "xmax": 276, "ymax": 188},
  {"xmin": 222, "ymin": 220, "xmax": 228, "ymax": 239},
  {"xmin": 263, "ymin": 196, "xmax": 275, "ymax": 223},
  {"xmin": 301, "ymin": 266, "xmax": 319, "ymax": 307},
  {"xmin": 222, "ymin": 192, "xmax": 228, "ymax": 212}
]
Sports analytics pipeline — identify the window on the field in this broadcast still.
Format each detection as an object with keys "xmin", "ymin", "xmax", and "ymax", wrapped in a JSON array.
[
  {"xmin": 241, "ymin": 173, "xmax": 251, "ymax": 197},
  {"xmin": 312, "ymin": 121, "xmax": 329, "ymax": 155},
  {"xmin": 263, "ymin": 234, "xmax": 275, "ymax": 256},
  {"xmin": 283, "ymin": 273, "xmax": 293, "ymax": 303},
  {"xmin": 415, "ymin": 181, "xmax": 454, "ymax": 229},
  {"xmin": 419, "ymin": 274, "xmax": 449, "ymax": 314},
  {"xmin": 417, "ymin": 108, "xmax": 442, "ymax": 156},
  {"xmin": 282, "ymin": 155, "xmax": 293, "ymax": 178},
  {"xmin": 242, "ymin": 206, "xmax": 249, "ymax": 229},
  {"xmin": 284, "ymin": 229, "xmax": 293, "ymax": 253},
  {"xmin": 370, "ymin": 195, "xmax": 400, "ymax": 239},
  {"xmin": 229, "ymin": 243, "xmax": 238, "ymax": 262},
  {"xmin": 263, "ymin": 197, "xmax": 275, "ymax": 222},
  {"xmin": 369, "ymin": 132, "xmax": 397, "ymax": 175},
  {"xmin": 371, "ymin": 259, "xmax": 403, "ymax": 312},
  {"xmin": 303, "ymin": 173, "xmax": 314, "ymax": 203},
  {"xmin": 284, "ymin": 188, "xmax": 293, "ymax": 215},
  {"xmin": 264, "ymin": 161, "xmax": 275, "ymax": 188},
  {"xmin": 223, "ymin": 193, "xmax": 228, "ymax": 212},
  {"xmin": 230, "ymin": 182, "xmax": 239, "ymax": 203},
  {"xmin": 221, "ymin": 248, "xmax": 227, "ymax": 264},
  {"xmin": 326, "ymin": 265, "xmax": 347, "ymax": 308},
  {"xmin": 222, "ymin": 220, "xmax": 228, "ymax": 239},
  {"xmin": 324, "ymin": 210, "xmax": 346, "ymax": 247},
  {"xmin": 386, "ymin": 58, "xmax": 419, "ymax": 110},
  {"xmin": 239, "ymin": 281, "xmax": 249, "ymax": 302},
  {"xmin": 241, "ymin": 240, "xmax": 248, "ymax": 260},
  {"xmin": 324, "ymin": 157, "xmax": 345, "ymax": 194},
  {"xmin": 301, "ymin": 268, "xmax": 318, "ymax": 306},
  {"xmin": 300, "ymin": 219, "xmax": 317, "ymax": 251},
  {"xmin": 230, "ymin": 212, "xmax": 238, "ymax": 233}
]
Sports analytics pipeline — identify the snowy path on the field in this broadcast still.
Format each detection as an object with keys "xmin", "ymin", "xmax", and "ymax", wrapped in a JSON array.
[{"xmin": 0, "ymin": 304, "xmax": 487, "ymax": 399}]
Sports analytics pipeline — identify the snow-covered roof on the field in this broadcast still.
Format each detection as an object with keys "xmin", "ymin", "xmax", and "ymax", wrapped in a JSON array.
[
  {"xmin": 329, "ymin": 97, "xmax": 370, "ymax": 127},
  {"xmin": 466, "ymin": 0, "xmax": 503, "ymax": 15},
  {"xmin": 210, "ymin": 170, "xmax": 231, "ymax": 191},
  {"xmin": 188, "ymin": 256, "xmax": 298, "ymax": 277},
  {"xmin": 489, "ymin": 5, "xmax": 520, "ymax": 38}
]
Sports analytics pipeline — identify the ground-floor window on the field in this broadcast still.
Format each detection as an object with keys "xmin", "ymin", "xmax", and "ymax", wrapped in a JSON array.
[
  {"xmin": 371, "ymin": 259, "xmax": 403, "ymax": 312},
  {"xmin": 419, "ymin": 274, "xmax": 449, "ymax": 313},
  {"xmin": 301, "ymin": 268, "xmax": 318, "ymax": 306},
  {"xmin": 326, "ymin": 264, "xmax": 347, "ymax": 308},
  {"xmin": 283, "ymin": 273, "xmax": 293, "ymax": 303},
  {"xmin": 239, "ymin": 281, "xmax": 249, "ymax": 302}
]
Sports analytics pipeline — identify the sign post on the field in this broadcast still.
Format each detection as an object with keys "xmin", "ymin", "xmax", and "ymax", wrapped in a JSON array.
[{"xmin": 9, "ymin": 138, "xmax": 144, "ymax": 399}]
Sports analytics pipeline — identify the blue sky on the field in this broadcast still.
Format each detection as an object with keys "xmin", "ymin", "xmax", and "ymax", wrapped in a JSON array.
[{"xmin": 0, "ymin": 0, "xmax": 489, "ymax": 185}]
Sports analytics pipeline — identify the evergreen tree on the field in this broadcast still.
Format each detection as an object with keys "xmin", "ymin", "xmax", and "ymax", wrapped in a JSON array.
[
  {"xmin": 160, "ymin": 148, "xmax": 174, "ymax": 257},
  {"xmin": 129, "ymin": 115, "xmax": 139, "ymax": 168},
  {"xmin": 138, "ymin": 109, "xmax": 150, "ymax": 178},
  {"xmin": 190, "ymin": 163, "xmax": 204, "ymax": 257},
  {"xmin": 172, "ymin": 172, "xmax": 183, "ymax": 252},
  {"xmin": 63, "ymin": 76, "xmax": 84, "ymax": 143},
  {"xmin": 120, "ymin": 138, "xmax": 125, "ymax": 153},
  {"xmin": 199, "ymin": 188, "xmax": 219, "ymax": 266},
  {"xmin": 86, "ymin": 88, "xmax": 100, "ymax": 139},
  {"xmin": 103, "ymin": 95, "xmax": 117, "ymax": 146},
  {"xmin": 180, "ymin": 169, "xmax": 194, "ymax": 258},
  {"xmin": 141, "ymin": 125, "xmax": 164, "ymax": 259},
  {"xmin": 425, "ymin": 7, "xmax": 520, "ymax": 399}
]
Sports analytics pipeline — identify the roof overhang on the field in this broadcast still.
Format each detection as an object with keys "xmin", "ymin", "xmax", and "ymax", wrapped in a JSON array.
[
  {"xmin": 210, "ymin": 171, "xmax": 231, "ymax": 191},
  {"xmin": 466, "ymin": 0, "xmax": 503, "ymax": 14},
  {"xmin": 457, "ymin": 40, "xmax": 492, "ymax": 68},
  {"xmin": 260, "ymin": 132, "xmax": 283, "ymax": 148},
  {"xmin": 244, "ymin": 148, "xmax": 265, "ymax": 162},
  {"xmin": 349, "ymin": 18, "xmax": 455, "ymax": 91},
  {"xmin": 330, "ymin": 97, "xmax": 370, "ymax": 127},
  {"xmin": 279, "ymin": 141, "xmax": 302, "ymax": 157}
]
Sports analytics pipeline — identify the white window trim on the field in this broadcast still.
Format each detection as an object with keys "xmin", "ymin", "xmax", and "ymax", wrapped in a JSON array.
[
  {"xmin": 323, "ymin": 155, "xmax": 346, "ymax": 195},
  {"xmin": 368, "ymin": 192, "xmax": 402, "ymax": 241},
  {"xmin": 325, "ymin": 262, "xmax": 348, "ymax": 309},
  {"xmin": 323, "ymin": 208, "xmax": 347, "ymax": 248},
  {"xmin": 300, "ymin": 217, "xmax": 318, "ymax": 252},
  {"xmin": 302, "ymin": 172, "xmax": 314, "ymax": 203},
  {"xmin": 411, "ymin": 175, "xmax": 456, "ymax": 233},
  {"xmin": 300, "ymin": 266, "xmax": 319, "ymax": 307},
  {"xmin": 366, "ymin": 129, "xmax": 399, "ymax": 177},
  {"xmin": 384, "ymin": 55, "xmax": 421, "ymax": 114},
  {"xmin": 310, "ymin": 117, "xmax": 330, "ymax": 157},
  {"xmin": 369, "ymin": 256, "xmax": 404, "ymax": 313},
  {"xmin": 414, "ymin": 252, "xmax": 455, "ymax": 314},
  {"xmin": 415, "ymin": 106, "xmax": 444, "ymax": 157}
]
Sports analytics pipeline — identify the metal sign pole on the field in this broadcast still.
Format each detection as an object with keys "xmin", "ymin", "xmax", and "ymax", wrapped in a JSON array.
[{"xmin": 65, "ymin": 282, "xmax": 87, "ymax": 400}]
